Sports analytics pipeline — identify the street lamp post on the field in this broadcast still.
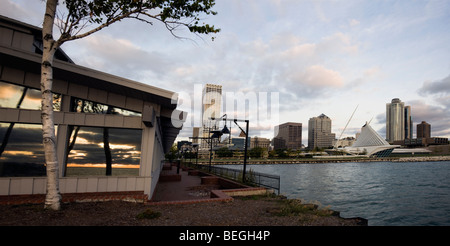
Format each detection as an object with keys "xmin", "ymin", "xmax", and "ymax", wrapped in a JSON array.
[
  {"xmin": 232, "ymin": 119, "xmax": 249, "ymax": 183},
  {"xmin": 211, "ymin": 115, "xmax": 250, "ymax": 183},
  {"xmin": 192, "ymin": 143, "xmax": 199, "ymax": 166}
]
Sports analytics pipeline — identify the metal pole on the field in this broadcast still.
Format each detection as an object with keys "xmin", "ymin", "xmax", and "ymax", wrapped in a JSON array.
[
  {"xmin": 196, "ymin": 148, "xmax": 198, "ymax": 166},
  {"xmin": 209, "ymin": 137, "xmax": 212, "ymax": 172},
  {"xmin": 242, "ymin": 120, "xmax": 249, "ymax": 183}
]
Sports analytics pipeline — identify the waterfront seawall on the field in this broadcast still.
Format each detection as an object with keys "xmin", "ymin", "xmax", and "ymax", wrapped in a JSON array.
[{"xmin": 195, "ymin": 155, "xmax": 450, "ymax": 165}]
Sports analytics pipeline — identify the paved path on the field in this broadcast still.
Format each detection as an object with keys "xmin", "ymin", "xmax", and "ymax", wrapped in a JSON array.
[{"xmin": 151, "ymin": 165, "xmax": 218, "ymax": 202}]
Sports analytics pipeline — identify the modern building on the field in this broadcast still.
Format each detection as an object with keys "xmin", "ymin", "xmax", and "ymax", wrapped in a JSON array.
[
  {"xmin": 386, "ymin": 98, "xmax": 412, "ymax": 142},
  {"xmin": 404, "ymin": 106, "xmax": 413, "ymax": 139},
  {"xmin": 0, "ymin": 16, "xmax": 184, "ymax": 200},
  {"xmin": 274, "ymin": 122, "xmax": 302, "ymax": 150},
  {"xmin": 342, "ymin": 123, "xmax": 399, "ymax": 157},
  {"xmin": 308, "ymin": 114, "xmax": 335, "ymax": 149},
  {"xmin": 417, "ymin": 121, "xmax": 431, "ymax": 139},
  {"xmin": 272, "ymin": 137, "xmax": 286, "ymax": 150},
  {"xmin": 200, "ymin": 83, "xmax": 222, "ymax": 149}
]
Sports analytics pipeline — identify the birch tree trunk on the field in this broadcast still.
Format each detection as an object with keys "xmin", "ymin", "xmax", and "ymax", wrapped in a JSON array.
[{"xmin": 42, "ymin": 0, "xmax": 61, "ymax": 210}]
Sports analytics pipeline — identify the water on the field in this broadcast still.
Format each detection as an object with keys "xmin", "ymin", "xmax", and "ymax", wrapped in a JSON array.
[{"xmin": 217, "ymin": 161, "xmax": 450, "ymax": 226}]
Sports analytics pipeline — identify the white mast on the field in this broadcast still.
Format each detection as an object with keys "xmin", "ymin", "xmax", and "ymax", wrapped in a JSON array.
[{"xmin": 334, "ymin": 105, "xmax": 359, "ymax": 149}]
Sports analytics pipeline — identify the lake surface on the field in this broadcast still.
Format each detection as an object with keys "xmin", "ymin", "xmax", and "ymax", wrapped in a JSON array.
[{"xmin": 217, "ymin": 161, "xmax": 450, "ymax": 226}]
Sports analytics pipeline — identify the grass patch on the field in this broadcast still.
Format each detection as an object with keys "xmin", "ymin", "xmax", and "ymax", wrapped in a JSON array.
[
  {"xmin": 136, "ymin": 208, "xmax": 161, "ymax": 220},
  {"xmin": 271, "ymin": 199, "xmax": 338, "ymax": 217},
  {"xmin": 237, "ymin": 192, "xmax": 280, "ymax": 201}
]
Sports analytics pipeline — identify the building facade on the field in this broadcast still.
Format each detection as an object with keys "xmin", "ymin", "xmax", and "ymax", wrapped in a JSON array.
[
  {"xmin": 308, "ymin": 114, "xmax": 335, "ymax": 149},
  {"xmin": 417, "ymin": 121, "xmax": 431, "ymax": 139},
  {"xmin": 274, "ymin": 122, "xmax": 302, "ymax": 150},
  {"xmin": 386, "ymin": 98, "xmax": 412, "ymax": 143},
  {"xmin": 250, "ymin": 136, "xmax": 271, "ymax": 150},
  {"xmin": 200, "ymin": 83, "xmax": 222, "ymax": 149},
  {"xmin": 0, "ymin": 16, "xmax": 184, "ymax": 199}
]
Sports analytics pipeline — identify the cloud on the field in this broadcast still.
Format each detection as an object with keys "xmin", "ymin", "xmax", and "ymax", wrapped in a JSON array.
[
  {"xmin": 349, "ymin": 19, "xmax": 360, "ymax": 27},
  {"xmin": 0, "ymin": 0, "xmax": 43, "ymax": 25},
  {"xmin": 65, "ymin": 34, "xmax": 176, "ymax": 83},
  {"xmin": 418, "ymin": 74, "xmax": 450, "ymax": 97},
  {"xmin": 288, "ymin": 65, "xmax": 344, "ymax": 88},
  {"xmin": 417, "ymin": 74, "xmax": 450, "ymax": 132}
]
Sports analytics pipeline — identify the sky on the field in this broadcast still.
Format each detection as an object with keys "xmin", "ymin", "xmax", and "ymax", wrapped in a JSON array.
[{"xmin": 1, "ymin": 0, "xmax": 450, "ymax": 144}]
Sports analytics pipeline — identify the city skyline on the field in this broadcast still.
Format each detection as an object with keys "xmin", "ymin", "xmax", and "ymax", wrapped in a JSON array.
[{"xmin": 2, "ymin": 1, "xmax": 449, "ymax": 141}]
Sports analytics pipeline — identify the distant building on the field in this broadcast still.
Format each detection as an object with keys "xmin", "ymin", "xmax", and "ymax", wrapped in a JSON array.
[
  {"xmin": 405, "ymin": 106, "xmax": 413, "ymax": 139},
  {"xmin": 386, "ymin": 98, "xmax": 412, "ymax": 142},
  {"xmin": 192, "ymin": 127, "xmax": 200, "ymax": 144},
  {"xmin": 274, "ymin": 122, "xmax": 302, "ymax": 150},
  {"xmin": 308, "ymin": 114, "xmax": 335, "ymax": 149},
  {"xmin": 417, "ymin": 121, "xmax": 431, "ymax": 139},
  {"xmin": 250, "ymin": 136, "xmax": 271, "ymax": 150},
  {"xmin": 272, "ymin": 137, "xmax": 286, "ymax": 150},
  {"xmin": 397, "ymin": 137, "xmax": 449, "ymax": 147},
  {"xmin": 200, "ymin": 84, "xmax": 222, "ymax": 149},
  {"xmin": 229, "ymin": 137, "xmax": 249, "ymax": 151}
]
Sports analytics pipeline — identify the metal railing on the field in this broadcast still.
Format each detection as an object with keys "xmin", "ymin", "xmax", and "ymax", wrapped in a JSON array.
[{"xmin": 187, "ymin": 162, "xmax": 280, "ymax": 194}]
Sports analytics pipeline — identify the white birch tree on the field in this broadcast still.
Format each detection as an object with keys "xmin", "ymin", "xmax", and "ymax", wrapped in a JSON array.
[{"xmin": 40, "ymin": 0, "xmax": 219, "ymax": 210}]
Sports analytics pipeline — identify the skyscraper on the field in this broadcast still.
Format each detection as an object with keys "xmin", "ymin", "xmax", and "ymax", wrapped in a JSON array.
[
  {"xmin": 308, "ymin": 114, "xmax": 336, "ymax": 149},
  {"xmin": 386, "ymin": 98, "xmax": 412, "ymax": 142},
  {"xmin": 201, "ymin": 84, "xmax": 222, "ymax": 148},
  {"xmin": 405, "ymin": 105, "xmax": 413, "ymax": 140},
  {"xmin": 274, "ymin": 122, "xmax": 302, "ymax": 150}
]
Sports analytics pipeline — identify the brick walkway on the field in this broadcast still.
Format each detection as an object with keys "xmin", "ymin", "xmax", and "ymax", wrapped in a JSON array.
[{"xmin": 149, "ymin": 164, "xmax": 233, "ymax": 204}]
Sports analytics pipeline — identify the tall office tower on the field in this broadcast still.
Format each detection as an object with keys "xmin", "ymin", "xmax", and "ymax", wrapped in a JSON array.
[
  {"xmin": 404, "ymin": 106, "xmax": 413, "ymax": 139},
  {"xmin": 201, "ymin": 84, "xmax": 222, "ymax": 148},
  {"xmin": 308, "ymin": 114, "xmax": 336, "ymax": 149},
  {"xmin": 386, "ymin": 98, "xmax": 412, "ymax": 142},
  {"xmin": 192, "ymin": 127, "xmax": 200, "ymax": 144},
  {"xmin": 274, "ymin": 122, "xmax": 302, "ymax": 150},
  {"xmin": 417, "ymin": 121, "xmax": 431, "ymax": 139}
]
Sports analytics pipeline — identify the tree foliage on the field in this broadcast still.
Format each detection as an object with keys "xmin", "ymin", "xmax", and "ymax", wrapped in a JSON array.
[
  {"xmin": 249, "ymin": 147, "xmax": 264, "ymax": 158},
  {"xmin": 57, "ymin": 0, "xmax": 220, "ymax": 43},
  {"xmin": 216, "ymin": 147, "xmax": 233, "ymax": 158}
]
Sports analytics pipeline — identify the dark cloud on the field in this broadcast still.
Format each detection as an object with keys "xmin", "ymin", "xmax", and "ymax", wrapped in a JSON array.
[
  {"xmin": 414, "ymin": 74, "xmax": 450, "ymax": 137},
  {"xmin": 418, "ymin": 74, "xmax": 450, "ymax": 96}
]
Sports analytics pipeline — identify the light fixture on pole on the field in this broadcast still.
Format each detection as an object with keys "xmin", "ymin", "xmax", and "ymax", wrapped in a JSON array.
[{"xmin": 212, "ymin": 115, "xmax": 250, "ymax": 183}]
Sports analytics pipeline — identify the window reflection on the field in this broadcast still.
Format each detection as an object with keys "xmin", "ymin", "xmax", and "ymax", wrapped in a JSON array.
[
  {"xmin": 0, "ymin": 81, "xmax": 61, "ymax": 111},
  {"xmin": 72, "ymin": 98, "xmax": 141, "ymax": 116},
  {"xmin": 65, "ymin": 126, "xmax": 142, "ymax": 177},
  {"xmin": 0, "ymin": 123, "xmax": 54, "ymax": 177}
]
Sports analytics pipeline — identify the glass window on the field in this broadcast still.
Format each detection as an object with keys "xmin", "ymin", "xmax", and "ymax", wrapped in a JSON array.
[
  {"xmin": 0, "ymin": 123, "xmax": 52, "ymax": 177},
  {"xmin": 0, "ymin": 81, "xmax": 61, "ymax": 111},
  {"xmin": 71, "ymin": 97, "xmax": 141, "ymax": 116},
  {"xmin": 65, "ymin": 126, "xmax": 142, "ymax": 177}
]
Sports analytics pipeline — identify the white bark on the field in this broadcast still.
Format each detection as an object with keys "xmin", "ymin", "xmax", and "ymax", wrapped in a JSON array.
[{"xmin": 42, "ymin": 0, "xmax": 61, "ymax": 210}]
